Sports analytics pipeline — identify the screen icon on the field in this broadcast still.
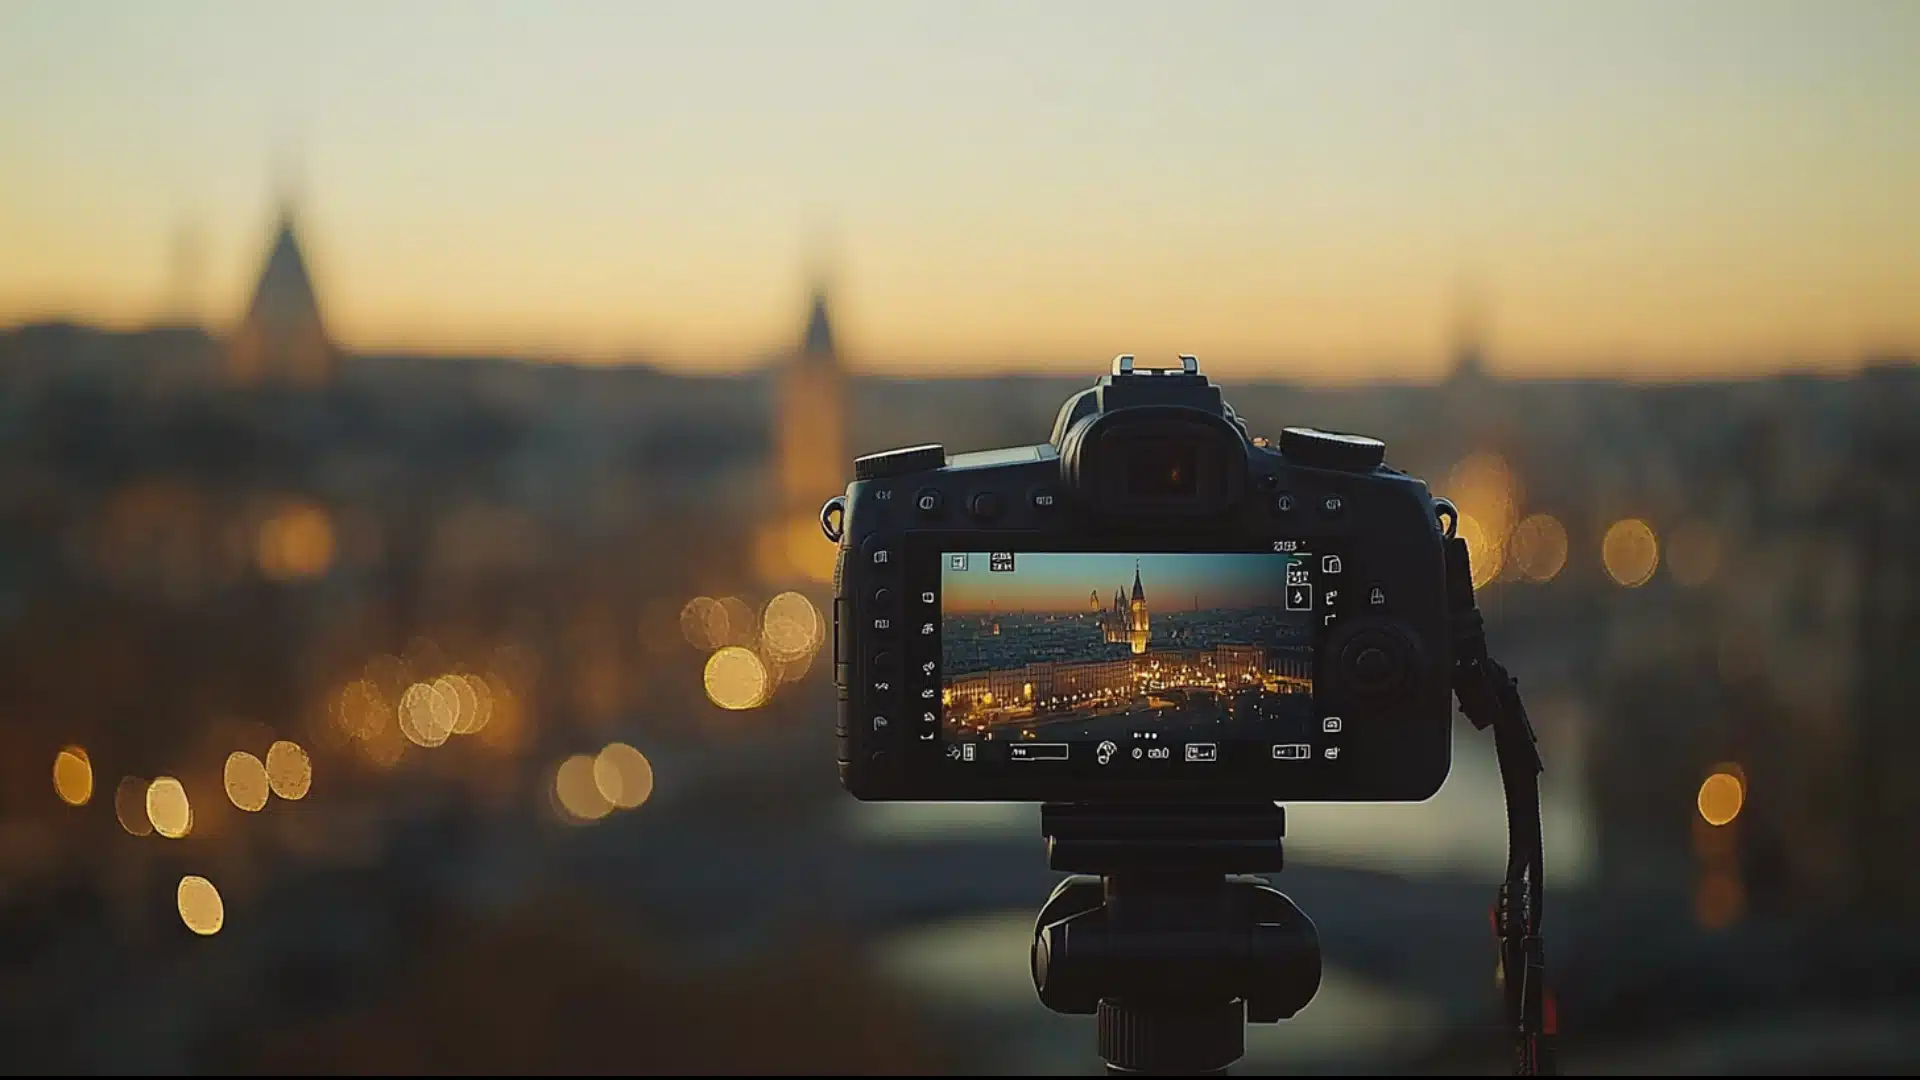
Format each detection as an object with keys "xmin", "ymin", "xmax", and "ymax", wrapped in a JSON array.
[
  {"xmin": 962, "ymin": 743, "xmax": 976, "ymax": 762},
  {"xmin": 1012, "ymin": 743, "xmax": 1070, "ymax": 761},
  {"xmin": 1286, "ymin": 565, "xmax": 1311, "ymax": 586},
  {"xmin": 1272, "ymin": 743, "xmax": 1311, "ymax": 760},
  {"xmin": 1322, "ymin": 716, "xmax": 1342, "ymax": 733},
  {"xmin": 1324, "ymin": 747, "xmax": 1340, "ymax": 760},
  {"xmin": 1285, "ymin": 584, "xmax": 1313, "ymax": 611},
  {"xmin": 947, "ymin": 553, "xmax": 968, "ymax": 572},
  {"xmin": 1370, "ymin": 586, "xmax": 1386, "ymax": 606},
  {"xmin": 1184, "ymin": 743, "xmax": 1218, "ymax": 762},
  {"xmin": 989, "ymin": 552, "xmax": 1016, "ymax": 572},
  {"xmin": 1096, "ymin": 740, "xmax": 1118, "ymax": 765},
  {"xmin": 1322, "ymin": 555, "xmax": 1342, "ymax": 574},
  {"xmin": 920, "ymin": 591, "xmax": 936, "ymax": 604}
]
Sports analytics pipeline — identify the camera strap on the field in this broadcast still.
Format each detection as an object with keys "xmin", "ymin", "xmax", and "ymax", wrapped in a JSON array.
[{"xmin": 1445, "ymin": 536, "xmax": 1557, "ymax": 1076}]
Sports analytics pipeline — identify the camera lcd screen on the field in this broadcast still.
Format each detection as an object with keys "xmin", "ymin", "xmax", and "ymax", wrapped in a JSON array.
[{"xmin": 938, "ymin": 551, "xmax": 1329, "ymax": 769}]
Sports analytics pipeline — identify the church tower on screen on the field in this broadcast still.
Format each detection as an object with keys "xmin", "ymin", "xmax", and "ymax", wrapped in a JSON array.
[{"xmin": 1128, "ymin": 561, "xmax": 1151, "ymax": 655}]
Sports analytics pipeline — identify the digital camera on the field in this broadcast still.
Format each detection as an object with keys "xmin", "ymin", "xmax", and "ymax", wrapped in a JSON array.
[{"xmin": 826, "ymin": 356, "xmax": 1454, "ymax": 803}]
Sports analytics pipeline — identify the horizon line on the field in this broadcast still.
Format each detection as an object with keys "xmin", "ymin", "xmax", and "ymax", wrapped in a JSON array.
[{"xmin": 3, "ymin": 312, "xmax": 1914, "ymax": 387}]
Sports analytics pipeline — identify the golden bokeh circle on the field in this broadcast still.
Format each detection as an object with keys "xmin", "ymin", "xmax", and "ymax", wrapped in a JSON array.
[
  {"xmin": 398, "ymin": 681, "xmax": 455, "ymax": 747},
  {"xmin": 1508, "ymin": 514, "xmax": 1569, "ymax": 583},
  {"xmin": 593, "ymin": 742, "xmax": 655, "ymax": 810},
  {"xmin": 176, "ymin": 875, "xmax": 224, "ymax": 935},
  {"xmin": 146, "ymin": 776, "xmax": 192, "ymax": 839},
  {"xmin": 223, "ymin": 751, "xmax": 270, "ymax": 812},
  {"xmin": 1697, "ymin": 771, "xmax": 1745, "ymax": 827},
  {"xmin": 704, "ymin": 646, "xmax": 770, "ymax": 710},
  {"xmin": 760, "ymin": 591, "xmax": 823, "ymax": 663},
  {"xmin": 52, "ymin": 746, "xmax": 93, "ymax": 807},
  {"xmin": 554, "ymin": 754, "xmax": 612, "ymax": 822},
  {"xmin": 1602, "ymin": 518, "xmax": 1660, "ymax": 587},
  {"xmin": 265, "ymin": 740, "xmax": 312, "ymax": 800}
]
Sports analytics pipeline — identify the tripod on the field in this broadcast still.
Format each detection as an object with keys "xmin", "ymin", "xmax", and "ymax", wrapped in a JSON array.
[{"xmin": 1029, "ymin": 803, "xmax": 1321, "ymax": 1075}]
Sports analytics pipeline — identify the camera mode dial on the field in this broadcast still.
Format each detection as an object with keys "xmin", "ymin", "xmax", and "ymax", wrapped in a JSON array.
[
  {"xmin": 1278, "ymin": 428, "xmax": 1385, "ymax": 473},
  {"xmin": 856, "ymin": 444, "xmax": 947, "ymax": 480}
]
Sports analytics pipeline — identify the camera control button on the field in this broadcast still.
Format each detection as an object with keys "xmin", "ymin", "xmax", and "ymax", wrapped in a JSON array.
[
  {"xmin": 1279, "ymin": 427, "xmax": 1386, "ymax": 472},
  {"xmin": 1029, "ymin": 487, "xmax": 1059, "ymax": 514},
  {"xmin": 859, "ymin": 535, "xmax": 896, "ymax": 568},
  {"xmin": 913, "ymin": 488, "xmax": 945, "ymax": 517},
  {"xmin": 856, "ymin": 444, "xmax": 947, "ymax": 480},
  {"xmin": 871, "ymin": 650, "xmax": 896, "ymax": 674},
  {"xmin": 1338, "ymin": 629, "xmax": 1410, "ymax": 697},
  {"xmin": 1319, "ymin": 493, "xmax": 1346, "ymax": 518},
  {"xmin": 873, "ymin": 587, "xmax": 893, "ymax": 608},
  {"xmin": 969, "ymin": 491, "xmax": 1004, "ymax": 521},
  {"xmin": 1273, "ymin": 492, "xmax": 1299, "ymax": 517}
]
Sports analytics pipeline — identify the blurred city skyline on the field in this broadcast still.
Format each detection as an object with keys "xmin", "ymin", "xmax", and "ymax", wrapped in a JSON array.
[{"xmin": 4, "ymin": 0, "xmax": 1918, "ymax": 379}]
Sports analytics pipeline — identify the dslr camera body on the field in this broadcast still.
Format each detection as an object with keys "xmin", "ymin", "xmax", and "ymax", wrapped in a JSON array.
[{"xmin": 829, "ymin": 356, "xmax": 1453, "ymax": 803}]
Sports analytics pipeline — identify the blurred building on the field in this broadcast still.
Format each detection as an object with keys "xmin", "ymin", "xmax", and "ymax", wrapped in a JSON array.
[
  {"xmin": 756, "ymin": 282, "xmax": 846, "ymax": 586},
  {"xmin": 227, "ymin": 206, "xmax": 337, "ymax": 388}
]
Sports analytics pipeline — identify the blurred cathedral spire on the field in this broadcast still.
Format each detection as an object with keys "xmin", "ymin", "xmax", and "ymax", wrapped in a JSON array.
[
  {"xmin": 226, "ymin": 133, "xmax": 336, "ymax": 388},
  {"xmin": 759, "ymin": 236, "xmax": 848, "ymax": 586},
  {"xmin": 1449, "ymin": 276, "xmax": 1489, "ymax": 384}
]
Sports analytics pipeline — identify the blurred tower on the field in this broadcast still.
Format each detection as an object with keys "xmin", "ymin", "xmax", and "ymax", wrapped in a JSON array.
[
  {"xmin": 757, "ymin": 279, "xmax": 847, "ymax": 585},
  {"xmin": 227, "ymin": 203, "xmax": 337, "ymax": 388}
]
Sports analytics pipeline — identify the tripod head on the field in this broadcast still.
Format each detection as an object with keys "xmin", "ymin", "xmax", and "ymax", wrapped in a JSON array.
[{"xmin": 1030, "ymin": 803, "xmax": 1322, "ymax": 1075}]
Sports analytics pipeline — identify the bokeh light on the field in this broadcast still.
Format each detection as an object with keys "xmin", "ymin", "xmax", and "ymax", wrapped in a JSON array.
[
  {"xmin": 1667, "ymin": 520, "xmax": 1722, "ymax": 587},
  {"xmin": 146, "ymin": 776, "xmax": 192, "ymax": 839},
  {"xmin": 398, "ymin": 681, "xmax": 455, "ymax": 747},
  {"xmin": 1697, "ymin": 770, "xmax": 1745, "ymax": 827},
  {"xmin": 265, "ymin": 740, "xmax": 312, "ymax": 800},
  {"xmin": 223, "ymin": 751, "xmax": 269, "ymax": 812},
  {"xmin": 475, "ymin": 672, "xmax": 525, "ymax": 753},
  {"xmin": 52, "ymin": 746, "xmax": 92, "ymax": 807},
  {"xmin": 770, "ymin": 648, "xmax": 814, "ymax": 685},
  {"xmin": 680, "ymin": 596, "xmax": 728, "ymax": 651},
  {"xmin": 176, "ymin": 875, "xmax": 224, "ymax": 936},
  {"xmin": 593, "ymin": 742, "xmax": 655, "ymax": 810},
  {"xmin": 760, "ymin": 591, "xmax": 824, "ymax": 663},
  {"xmin": 554, "ymin": 753, "xmax": 612, "ymax": 822},
  {"xmin": 704, "ymin": 645, "xmax": 771, "ymax": 710},
  {"xmin": 256, "ymin": 501, "xmax": 337, "ymax": 581},
  {"xmin": 718, "ymin": 596, "xmax": 757, "ymax": 646},
  {"xmin": 1508, "ymin": 513, "xmax": 1568, "ymax": 583},
  {"xmin": 442, "ymin": 673, "xmax": 491, "ymax": 735},
  {"xmin": 1447, "ymin": 452, "xmax": 1521, "ymax": 560},
  {"xmin": 333, "ymin": 678, "xmax": 391, "ymax": 741},
  {"xmin": 1602, "ymin": 518, "xmax": 1660, "ymax": 587},
  {"xmin": 1454, "ymin": 514, "xmax": 1504, "ymax": 589},
  {"xmin": 115, "ymin": 777, "xmax": 153, "ymax": 836}
]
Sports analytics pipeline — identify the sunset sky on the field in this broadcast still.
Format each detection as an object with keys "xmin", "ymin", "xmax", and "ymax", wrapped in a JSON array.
[{"xmin": 2, "ymin": 1, "xmax": 1915, "ymax": 379}]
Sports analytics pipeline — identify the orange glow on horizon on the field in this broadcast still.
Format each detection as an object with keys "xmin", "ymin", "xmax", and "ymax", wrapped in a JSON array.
[{"xmin": 2, "ymin": 6, "xmax": 1915, "ymax": 381}]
